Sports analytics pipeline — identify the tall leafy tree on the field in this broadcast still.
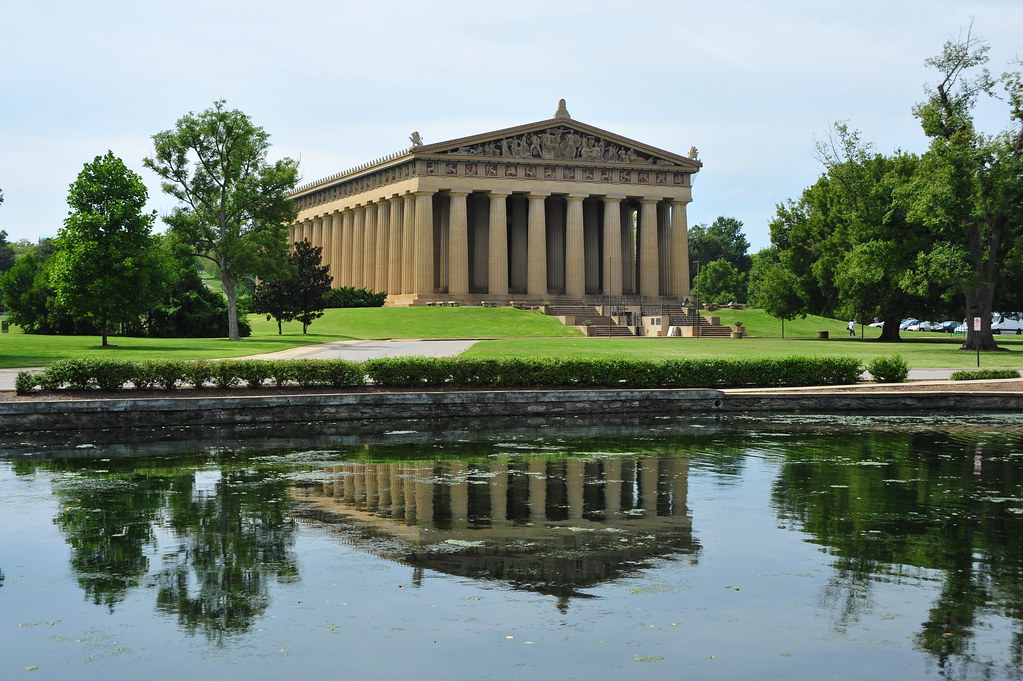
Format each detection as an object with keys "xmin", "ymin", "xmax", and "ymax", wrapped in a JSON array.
[
  {"xmin": 745, "ymin": 246, "xmax": 778, "ymax": 307},
  {"xmin": 288, "ymin": 241, "xmax": 332, "ymax": 333},
  {"xmin": 50, "ymin": 152, "xmax": 164, "ymax": 347},
  {"xmin": 688, "ymin": 216, "xmax": 752, "ymax": 284},
  {"xmin": 756, "ymin": 263, "xmax": 805, "ymax": 338},
  {"xmin": 769, "ymin": 126, "xmax": 932, "ymax": 342},
  {"xmin": 901, "ymin": 30, "xmax": 1023, "ymax": 351},
  {"xmin": 144, "ymin": 101, "xmax": 299, "ymax": 340}
]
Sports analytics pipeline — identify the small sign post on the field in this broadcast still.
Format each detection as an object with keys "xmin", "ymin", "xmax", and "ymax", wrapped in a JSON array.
[{"xmin": 973, "ymin": 317, "xmax": 982, "ymax": 367}]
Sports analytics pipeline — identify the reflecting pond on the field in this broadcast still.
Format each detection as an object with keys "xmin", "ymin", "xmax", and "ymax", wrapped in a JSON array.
[{"xmin": 3, "ymin": 414, "xmax": 1023, "ymax": 680}]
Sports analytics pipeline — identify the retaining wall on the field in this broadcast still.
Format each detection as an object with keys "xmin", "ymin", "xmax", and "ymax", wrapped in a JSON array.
[{"xmin": 2, "ymin": 389, "xmax": 1022, "ymax": 433}]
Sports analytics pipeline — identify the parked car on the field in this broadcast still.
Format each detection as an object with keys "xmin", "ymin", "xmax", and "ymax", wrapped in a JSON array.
[
  {"xmin": 953, "ymin": 322, "xmax": 967, "ymax": 334},
  {"xmin": 991, "ymin": 313, "xmax": 1023, "ymax": 335},
  {"xmin": 899, "ymin": 319, "xmax": 918, "ymax": 331},
  {"xmin": 937, "ymin": 321, "xmax": 960, "ymax": 333}
]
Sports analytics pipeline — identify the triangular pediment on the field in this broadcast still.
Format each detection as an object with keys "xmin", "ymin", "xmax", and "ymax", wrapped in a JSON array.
[{"xmin": 413, "ymin": 119, "xmax": 700, "ymax": 169}]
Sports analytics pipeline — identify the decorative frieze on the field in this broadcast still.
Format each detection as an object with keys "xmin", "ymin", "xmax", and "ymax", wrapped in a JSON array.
[{"xmin": 444, "ymin": 125, "xmax": 680, "ymax": 166}]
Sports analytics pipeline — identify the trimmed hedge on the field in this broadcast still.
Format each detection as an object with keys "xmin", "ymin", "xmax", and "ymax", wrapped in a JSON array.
[
  {"xmin": 14, "ymin": 355, "xmax": 863, "ymax": 394},
  {"xmin": 949, "ymin": 369, "xmax": 1021, "ymax": 381}
]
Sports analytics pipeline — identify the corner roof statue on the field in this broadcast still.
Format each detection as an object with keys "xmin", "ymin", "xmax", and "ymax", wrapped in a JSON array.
[{"xmin": 289, "ymin": 101, "xmax": 701, "ymax": 321}]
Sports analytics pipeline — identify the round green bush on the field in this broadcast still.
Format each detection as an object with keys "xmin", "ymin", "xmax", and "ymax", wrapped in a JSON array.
[{"xmin": 866, "ymin": 354, "xmax": 909, "ymax": 383}]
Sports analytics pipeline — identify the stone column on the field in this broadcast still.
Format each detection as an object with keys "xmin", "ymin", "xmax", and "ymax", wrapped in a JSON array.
[
  {"xmin": 447, "ymin": 190, "xmax": 470, "ymax": 296},
  {"xmin": 640, "ymin": 458, "xmax": 659, "ymax": 515},
  {"xmin": 341, "ymin": 210, "xmax": 354, "ymax": 288},
  {"xmin": 528, "ymin": 459, "xmax": 547, "ymax": 521},
  {"xmin": 388, "ymin": 196, "xmax": 403, "ymax": 295},
  {"xmin": 375, "ymin": 200, "xmax": 390, "ymax": 293},
  {"xmin": 488, "ymin": 191, "xmax": 510, "ymax": 295},
  {"xmin": 565, "ymin": 194, "xmax": 586, "ymax": 299},
  {"xmin": 603, "ymin": 195, "xmax": 623, "ymax": 296},
  {"xmin": 527, "ymin": 192, "xmax": 549, "ymax": 297},
  {"xmin": 351, "ymin": 206, "xmax": 365, "ymax": 289},
  {"xmin": 330, "ymin": 213, "xmax": 342, "ymax": 287},
  {"xmin": 414, "ymin": 191, "xmax": 434, "ymax": 296},
  {"xmin": 639, "ymin": 198, "xmax": 660, "ymax": 298},
  {"xmin": 671, "ymin": 199, "xmax": 691, "ymax": 298},
  {"xmin": 363, "ymin": 203, "xmax": 378, "ymax": 291},
  {"xmin": 321, "ymin": 213, "xmax": 334, "ymax": 277},
  {"xmin": 566, "ymin": 458, "xmax": 585, "ymax": 521},
  {"xmin": 402, "ymin": 193, "xmax": 416, "ymax": 295},
  {"xmin": 312, "ymin": 217, "xmax": 323, "ymax": 251},
  {"xmin": 489, "ymin": 461, "xmax": 508, "ymax": 525}
]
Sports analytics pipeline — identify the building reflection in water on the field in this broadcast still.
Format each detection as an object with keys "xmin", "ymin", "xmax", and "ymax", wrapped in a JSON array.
[{"xmin": 293, "ymin": 455, "xmax": 698, "ymax": 610}]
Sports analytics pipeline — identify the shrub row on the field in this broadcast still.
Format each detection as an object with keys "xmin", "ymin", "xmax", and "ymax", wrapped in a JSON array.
[
  {"xmin": 15, "ymin": 358, "xmax": 365, "ymax": 394},
  {"xmin": 360, "ymin": 356, "xmax": 863, "ymax": 389},
  {"xmin": 949, "ymin": 369, "xmax": 1021, "ymax": 381},
  {"xmin": 15, "ymin": 355, "xmax": 863, "ymax": 395}
]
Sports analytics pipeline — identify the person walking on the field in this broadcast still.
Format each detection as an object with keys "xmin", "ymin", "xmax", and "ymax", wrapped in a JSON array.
[{"xmin": 848, "ymin": 320, "xmax": 856, "ymax": 337}]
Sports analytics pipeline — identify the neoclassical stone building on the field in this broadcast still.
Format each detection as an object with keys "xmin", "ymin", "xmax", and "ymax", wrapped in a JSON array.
[{"xmin": 288, "ymin": 101, "xmax": 700, "ymax": 306}]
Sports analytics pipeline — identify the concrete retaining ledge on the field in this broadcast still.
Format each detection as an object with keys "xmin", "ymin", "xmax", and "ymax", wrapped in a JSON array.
[{"xmin": 2, "ymin": 389, "xmax": 1021, "ymax": 433}]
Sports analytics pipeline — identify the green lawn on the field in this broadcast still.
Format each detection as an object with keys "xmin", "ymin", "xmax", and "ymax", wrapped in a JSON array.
[
  {"xmin": 463, "ymin": 335, "xmax": 1023, "ymax": 369},
  {"xmin": 2, "ymin": 305, "xmax": 1017, "ymax": 371},
  {"xmin": 247, "ymin": 306, "xmax": 580, "ymax": 340},
  {"xmin": 0, "ymin": 306, "xmax": 578, "ymax": 368}
]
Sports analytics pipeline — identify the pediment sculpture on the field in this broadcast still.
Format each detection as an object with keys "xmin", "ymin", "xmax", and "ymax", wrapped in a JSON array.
[{"xmin": 437, "ymin": 126, "xmax": 679, "ymax": 166}]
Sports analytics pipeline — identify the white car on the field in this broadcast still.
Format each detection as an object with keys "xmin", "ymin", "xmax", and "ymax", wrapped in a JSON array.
[{"xmin": 991, "ymin": 313, "xmax": 1023, "ymax": 335}]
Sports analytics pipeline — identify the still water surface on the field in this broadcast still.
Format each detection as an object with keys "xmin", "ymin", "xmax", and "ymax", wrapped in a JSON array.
[{"xmin": 2, "ymin": 414, "xmax": 1023, "ymax": 681}]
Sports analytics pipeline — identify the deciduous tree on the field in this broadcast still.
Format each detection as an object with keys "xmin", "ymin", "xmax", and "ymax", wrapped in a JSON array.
[
  {"xmin": 145, "ymin": 101, "xmax": 299, "ymax": 340},
  {"xmin": 50, "ymin": 152, "xmax": 164, "ymax": 347},
  {"xmin": 688, "ymin": 216, "xmax": 752, "ymax": 285},
  {"xmin": 901, "ymin": 29, "xmax": 1023, "ymax": 351}
]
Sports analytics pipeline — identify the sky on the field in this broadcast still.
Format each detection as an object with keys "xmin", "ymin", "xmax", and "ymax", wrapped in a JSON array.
[{"xmin": 2, "ymin": 0, "xmax": 1020, "ymax": 252}]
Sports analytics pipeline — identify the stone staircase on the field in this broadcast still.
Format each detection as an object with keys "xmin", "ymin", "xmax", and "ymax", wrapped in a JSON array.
[{"xmin": 546, "ymin": 304, "xmax": 635, "ymax": 337}]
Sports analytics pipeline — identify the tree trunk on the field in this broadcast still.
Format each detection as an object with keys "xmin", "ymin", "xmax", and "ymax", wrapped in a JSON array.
[
  {"xmin": 877, "ymin": 315, "xmax": 902, "ymax": 342},
  {"xmin": 221, "ymin": 266, "xmax": 240, "ymax": 341},
  {"xmin": 961, "ymin": 286, "xmax": 1000, "ymax": 351},
  {"xmin": 277, "ymin": 319, "xmax": 282, "ymax": 335},
  {"xmin": 101, "ymin": 318, "xmax": 109, "ymax": 347}
]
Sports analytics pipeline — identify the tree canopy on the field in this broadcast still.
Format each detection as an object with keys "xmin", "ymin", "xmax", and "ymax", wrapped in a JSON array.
[
  {"xmin": 688, "ymin": 217, "xmax": 751, "ymax": 283},
  {"xmin": 50, "ymin": 152, "xmax": 165, "ymax": 347},
  {"xmin": 144, "ymin": 101, "xmax": 299, "ymax": 340},
  {"xmin": 900, "ymin": 29, "xmax": 1023, "ymax": 350}
]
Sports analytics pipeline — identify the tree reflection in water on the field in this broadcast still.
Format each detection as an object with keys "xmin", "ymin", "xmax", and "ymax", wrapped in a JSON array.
[
  {"xmin": 51, "ymin": 456, "xmax": 298, "ymax": 641},
  {"xmin": 771, "ymin": 429, "xmax": 1023, "ymax": 679}
]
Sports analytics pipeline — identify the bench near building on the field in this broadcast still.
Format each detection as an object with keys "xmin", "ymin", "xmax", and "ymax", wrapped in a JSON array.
[{"xmin": 288, "ymin": 100, "xmax": 701, "ymax": 324}]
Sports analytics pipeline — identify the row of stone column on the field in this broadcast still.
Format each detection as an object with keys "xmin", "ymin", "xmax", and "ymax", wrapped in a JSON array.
[
  {"xmin": 313, "ymin": 458, "xmax": 689, "ymax": 527},
  {"xmin": 291, "ymin": 190, "xmax": 690, "ymax": 299}
]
